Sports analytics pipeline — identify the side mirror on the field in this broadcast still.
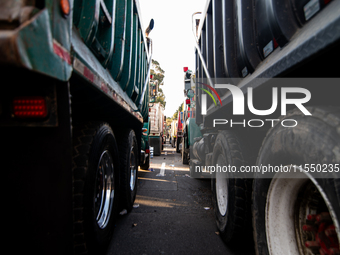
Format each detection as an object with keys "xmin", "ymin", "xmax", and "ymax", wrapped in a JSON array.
[{"xmin": 187, "ymin": 89, "xmax": 194, "ymax": 98}]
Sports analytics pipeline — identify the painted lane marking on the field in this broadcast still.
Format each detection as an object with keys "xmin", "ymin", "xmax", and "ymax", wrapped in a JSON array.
[{"xmin": 156, "ymin": 162, "xmax": 166, "ymax": 177}]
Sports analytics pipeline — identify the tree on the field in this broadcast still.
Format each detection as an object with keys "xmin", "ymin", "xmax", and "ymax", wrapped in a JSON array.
[
  {"xmin": 150, "ymin": 59, "xmax": 166, "ymax": 108},
  {"xmin": 172, "ymin": 102, "xmax": 184, "ymax": 120},
  {"xmin": 166, "ymin": 117, "xmax": 172, "ymax": 127},
  {"xmin": 173, "ymin": 111, "xmax": 178, "ymax": 120}
]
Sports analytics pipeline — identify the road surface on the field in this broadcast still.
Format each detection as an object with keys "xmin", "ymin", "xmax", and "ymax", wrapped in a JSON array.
[{"xmin": 106, "ymin": 143, "xmax": 255, "ymax": 255}]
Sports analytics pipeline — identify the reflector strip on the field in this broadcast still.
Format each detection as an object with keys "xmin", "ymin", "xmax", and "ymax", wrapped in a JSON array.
[{"xmin": 53, "ymin": 40, "xmax": 71, "ymax": 65}]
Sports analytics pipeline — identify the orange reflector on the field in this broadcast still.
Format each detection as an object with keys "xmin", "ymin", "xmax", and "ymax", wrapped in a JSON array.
[
  {"xmin": 13, "ymin": 97, "xmax": 47, "ymax": 118},
  {"xmin": 60, "ymin": 0, "xmax": 70, "ymax": 16}
]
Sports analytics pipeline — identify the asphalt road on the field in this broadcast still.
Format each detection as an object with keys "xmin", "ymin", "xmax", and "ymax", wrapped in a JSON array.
[{"xmin": 106, "ymin": 143, "xmax": 255, "ymax": 255}]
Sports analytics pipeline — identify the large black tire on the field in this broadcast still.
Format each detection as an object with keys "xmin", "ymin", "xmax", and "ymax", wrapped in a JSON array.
[
  {"xmin": 117, "ymin": 129, "xmax": 139, "ymax": 212},
  {"xmin": 253, "ymin": 107, "xmax": 340, "ymax": 255},
  {"xmin": 211, "ymin": 130, "xmax": 252, "ymax": 246},
  {"xmin": 176, "ymin": 137, "xmax": 181, "ymax": 153},
  {"xmin": 182, "ymin": 149, "xmax": 189, "ymax": 164},
  {"xmin": 140, "ymin": 141, "xmax": 150, "ymax": 170},
  {"xmin": 182, "ymin": 134, "xmax": 189, "ymax": 165},
  {"xmin": 161, "ymin": 136, "xmax": 164, "ymax": 151},
  {"xmin": 140, "ymin": 155, "xmax": 150, "ymax": 170},
  {"xmin": 73, "ymin": 123, "xmax": 120, "ymax": 255}
]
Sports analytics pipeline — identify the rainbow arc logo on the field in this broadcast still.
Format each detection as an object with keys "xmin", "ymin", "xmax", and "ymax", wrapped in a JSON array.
[{"xmin": 197, "ymin": 82, "xmax": 222, "ymax": 106}]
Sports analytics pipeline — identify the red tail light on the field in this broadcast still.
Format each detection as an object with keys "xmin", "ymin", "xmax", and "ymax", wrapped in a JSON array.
[
  {"xmin": 146, "ymin": 149, "xmax": 150, "ymax": 154},
  {"xmin": 13, "ymin": 97, "xmax": 47, "ymax": 118}
]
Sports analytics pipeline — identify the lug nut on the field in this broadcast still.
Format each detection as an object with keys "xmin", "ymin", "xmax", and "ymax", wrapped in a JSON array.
[{"xmin": 307, "ymin": 214, "xmax": 317, "ymax": 221}]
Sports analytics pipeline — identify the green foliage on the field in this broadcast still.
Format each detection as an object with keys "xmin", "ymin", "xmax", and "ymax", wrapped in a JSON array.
[
  {"xmin": 166, "ymin": 117, "xmax": 172, "ymax": 127},
  {"xmin": 152, "ymin": 59, "xmax": 165, "ymax": 73},
  {"xmin": 150, "ymin": 59, "xmax": 166, "ymax": 108},
  {"xmin": 172, "ymin": 102, "xmax": 184, "ymax": 120}
]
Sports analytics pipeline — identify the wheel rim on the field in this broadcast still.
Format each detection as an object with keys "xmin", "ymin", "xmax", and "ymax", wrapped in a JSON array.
[
  {"xmin": 265, "ymin": 169, "xmax": 340, "ymax": 255},
  {"xmin": 94, "ymin": 150, "xmax": 115, "ymax": 229},
  {"xmin": 215, "ymin": 154, "xmax": 228, "ymax": 217},
  {"xmin": 129, "ymin": 147, "xmax": 137, "ymax": 191}
]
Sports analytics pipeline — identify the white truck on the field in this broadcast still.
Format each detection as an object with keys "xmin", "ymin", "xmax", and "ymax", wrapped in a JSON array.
[
  {"xmin": 170, "ymin": 119, "xmax": 178, "ymax": 148},
  {"xmin": 149, "ymin": 102, "xmax": 164, "ymax": 156}
]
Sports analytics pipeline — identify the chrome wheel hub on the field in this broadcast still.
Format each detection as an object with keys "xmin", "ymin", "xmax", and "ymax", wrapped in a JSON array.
[
  {"xmin": 94, "ymin": 150, "xmax": 115, "ymax": 229},
  {"xmin": 129, "ymin": 148, "xmax": 137, "ymax": 191}
]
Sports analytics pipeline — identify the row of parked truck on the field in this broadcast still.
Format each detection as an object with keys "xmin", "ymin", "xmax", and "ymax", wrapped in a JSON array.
[
  {"xmin": 182, "ymin": 0, "xmax": 340, "ymax": 254},
  {"xmin": 1, "ymin": 0, "xmax": 340, "ymax": 254}
]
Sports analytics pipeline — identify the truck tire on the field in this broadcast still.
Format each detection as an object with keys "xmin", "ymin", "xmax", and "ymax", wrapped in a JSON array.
[
  {"xmin": 117, "ymin": 129, "xmax": 138, "ymax": 212},
  {"xmin": 140, "ymin": 141, "xmax": 150, "ymax": 170},
  {"xmin": 182, "ymin": 135, "xmax": 189, "ymax": 165},
  {"xmin": 161, "ymin": 136, "xmax": 164, "ymax": 151},
  {"xmin": 253, "ymin": 107, "xmax": 340, "ymax": 255},
  {"xmin": 73, "ymin": 123, "xmax": 119, "ymax": 254},
  {"xmin": 140, "ymin": 155, "xmax": 150, "ymax": 170},
  {"xmin": 176, "ymin": 137, "xmax": 181, "ymax": 153},
  {"xmin": 182, "ymin": 149, "xmax": 189, "ymax": 165},
  {"xmin": 211, "ymin": 130, "xmax": 252, "ymax": 246}
]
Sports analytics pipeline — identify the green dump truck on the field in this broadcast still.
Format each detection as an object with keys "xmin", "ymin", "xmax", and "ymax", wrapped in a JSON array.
[
  {"xmin": 0, "ymin": 1, "xmax": 153, "ymax": 254},
  {"xmin": 192, "ymin": 0, "xmax": 340, "ymax": 254}
]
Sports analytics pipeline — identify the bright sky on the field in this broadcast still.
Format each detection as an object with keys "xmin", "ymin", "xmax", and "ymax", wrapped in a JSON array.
[{"xmin": 139, "ymin": 0, "xmax": 207, "ymax": 118}]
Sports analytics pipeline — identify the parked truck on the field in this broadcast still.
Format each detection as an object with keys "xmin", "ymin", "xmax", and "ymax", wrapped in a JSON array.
[
  {"xmin": 192, "ymin": 0, "xmax": 340, "ymax": 254},
  {"xmin": 175, "ymin": 110, "xmax": 184, "ymax": 153},
  {"xmin": 170, "ymin": 119, "xmax": 178, "ymax": 148},
  {"xmin": 0, "ymin": 1, "xmax": 153, "ymax": 254},
  {"xmin": 149, "ymin": 102, "xmax": 164, "ymax": 156},
  {"xmin": 181, "ymin": 67, "xmax": 202, "ymax": 165}
]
